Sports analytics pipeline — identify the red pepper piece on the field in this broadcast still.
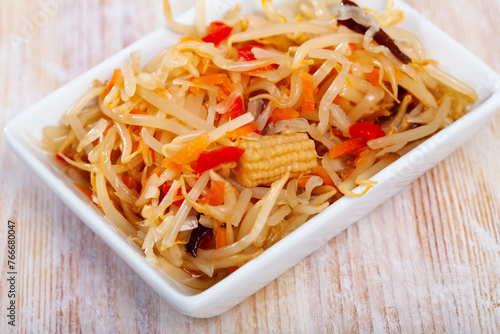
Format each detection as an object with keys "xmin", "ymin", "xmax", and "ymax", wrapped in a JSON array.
[
  {"xmin": 228, "ymin": 96, "xmax": 243, "ymax": 120},
  {"xmin": 349, "ymin": 121, "xmax": 386, "ymax": 141},
  {"xmin": 238, "ymin": 45, "xmax": 258, "ymax": 62},
  {"xmin": 194, "ymin": 147, "xmax": 245, "ymax": 174},
  {"xmin": 237, "ymin": 45, "xmax": 279, "ymax": 72},
  {"xmin": 161, "ymin": 185, "xmax": 184, "ymax": 207},
  {"xmin": 202, "ymin": 21, "xmax": 233, "ymax": 45}
]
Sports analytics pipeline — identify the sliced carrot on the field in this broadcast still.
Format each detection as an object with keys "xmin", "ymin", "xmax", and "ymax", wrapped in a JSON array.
[
  {"xmin": 297, "ymin": 175, "xmax": 312, "ymax": 188},
  {"xmin": 367, "ymin": 68, "xmax": 380, "ymax": 86},
  {"xmin": 215, "ymin": 226, "xmax": 227, "ymax": 249},
  {"xmin": 354, "ymin": 148, "xmax": 371, "ymax": 167},
  {"xmin": 105, "ymin": 69, "xmax": 122, "ymax": 95},
  {"xmin": 225, "ymin": 122, "xmax": 259, "ymax": 139},
  {"xmin": 140, "ymin": 167, "xmax": 160, "ymax": 196},
  {"xmin": 308, "ymin": 65, "xmax": 319, "ymax": 75},
  {"xmin": 150, "ymin": 147, "xmax": 156, "ymax": 163},
  {"xmin": 227, "ymin": 266, "xmax": 239, "ymax": 273},
  {"xmin": 200, "ymin": 181, "xmax": 225, "ymax": 206},
  {"xmin": 161, "ymin": 158, "xmax": 183, "ymax": 173},
  {"xmin": 342, "ymin": 168, "xmax": 355, "ymax": 181},
  {"xmin": 180, "ymin": 35, "xmax": 203, "ymax": 43},
  {"xmin": 311, "ymin": 165, "xmax": 335, "ymax": 187},
  {"xmin": 75, "ymin": 183, "xmax": 92, "ymax": 199},
  {"xmin": 297, "ymin": 166, "xmax": 335, "ymax": 188},
  {"xmin": 348, "ymin": 43, "xmax": 357, "ymax": 53},
  {"xmin": 333, "ymin": 94, "xmax": 344, "ymax": 105},
  {"xmin": 171, "ymin": 133, "xmax": 210, "ymax": 165},
  {"xmin": 331, "ymin": 127, "xmax": 346, "ymax": 139},
  {"xmin": 122, "ymin": 175, "xmax": 140, "ymax": 192},
  {"xmin": 192, "ymin": 73, "xmax": 227, "ymax": 86},
  {"xmin": 267, "ymin": 108, "xmax": 300, "ymax": 123},
  {"xmin": 300, "ymin": 72, "xmax": 316, "ymax": 114},
  {"xmin": 222, "ymin": 77, "xmax": 236, "ymax": 95},
  {"xmin": 189, "ymin": 86, "xmax": 200, "ymax": 94},
  {"xmin": 328, "ymin": 138, "xmax": 367, "ymax": 158},
  {"xmin": 129, "ymin": 109, "xmax": 148, "ymax": 115},
  {"xmin": 102, "ymin": 125, "xmax": 113, "ymax": 136}
]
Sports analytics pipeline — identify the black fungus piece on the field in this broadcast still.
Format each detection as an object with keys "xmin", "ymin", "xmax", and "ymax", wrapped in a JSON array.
[
  {"xmin": 338, "ymin": 0, "xmax": 412, "ymax": 64},
  {"xmin": 186, "ymin": 224, "xmax": 212, "ymax": 258},
  {"xmin": 376, "ymin": 86, "xmax": 407, "ymax": 124}
]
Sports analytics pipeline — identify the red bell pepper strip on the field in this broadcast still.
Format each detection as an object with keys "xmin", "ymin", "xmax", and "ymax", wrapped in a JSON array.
[
  {"xmin": 162, "ymin": 184, "xmax": 184, "ymax": 207},
  {"xmin": 349, "ymin": 121, "xmax": 386, "ymax": 141},
  {"xmin": 193, "ymin": 147, "xmax": 245, "ymax": 174},
  {"xmin": 228, "ymin": 96, "xmax": 243, "ymax": 120},
  {"xmin": 237, "ymin": 45, "xmax": 279, "ymax": 72},
  {"xmin": 202, "ymin": 21, "xmax": 233, "ymax": 45},
  {"xmin": 238, "ymin": 45, "xmax": 258, "ymax": 62}
]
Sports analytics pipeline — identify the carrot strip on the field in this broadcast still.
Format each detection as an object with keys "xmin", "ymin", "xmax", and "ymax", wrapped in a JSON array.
[
  {"xmin": 200, "ymin": 181, "xmax": 225, "ymax": 206},
  {"xmin": 129, "ymin": 109, "xmax": 148, "ymax": 115},
  {"xmin": 140, "ymin": 167, "xmax": 160, "ymax": 196},
  {"xmin": 342, "ymin": 168, "xmax": 355, "ymax": 181},
  {"xmin": 162, "ymin": 158, "xmax": 183, "ymax": 172},
  {"xmin": 122, "ymin": 175, "xmax": 140, "ymax": 192},
  {"xmin": 192, "ymin": 73, "xmax": 227, "ymax": 86},
  {"xmin": 367, "ymin": 68, "xmax": 380, "ymax": 86},
  {"xmin": 268, "ymin": 108, "xmax": 300, "ymax": 123},
  {"xmin": 215, "ymin": 226, "xmax": 227, "ymax": 249},
  {"xmin": 311, "ymin": 166, "xmax": 335, "ymax": 187},
  {"xmin": 171, "ymin": 133, "xmax": 210, "ymax": 165},
  {"xmin": 328, "ymin": 138, "xmax": 367, "ymax": 158},
  {"xmin": 105, "ymin": 69, "xmax": 122, "ymax": 95},
  {"xmin": 227, "ymin": 266, "xmax": 239, "ymax": 273},
  {"xmin": 225, "ymin": 122, "xmax": 259, "ymax": 139},
  {"xmin": 297, "ymin": 176, "xmax": 312, "ymax": 188},
  {"xmin": 180, "ymin": 35, "xmax": 203, "ymax": 43},
  {"xmin": 75, "ymin": 183, "xmax": 93, "ymax": 198},
  {"xmin": 297, "ymin": 166, "xmax": 336, "ymax": 188},
  {"xmin": 222, "ymin": 77, "xmax": 236, "ymax": 95},
  {"xmin": 300, "ymin": 72, "xmax": 316, "ymax": 114},
  {"xmin": 102, "ymin": 125, "xmax": 113, "ymax": 135}
]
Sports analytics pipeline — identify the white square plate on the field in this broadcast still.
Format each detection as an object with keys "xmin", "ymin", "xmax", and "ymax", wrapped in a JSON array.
[{"xmin": 4, "ymin": 0, "xmax": 500, "ymax": 317}]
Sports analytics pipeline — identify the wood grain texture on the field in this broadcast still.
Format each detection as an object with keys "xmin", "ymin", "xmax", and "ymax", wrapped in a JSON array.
[{"xmin": 1, "ymin": 0, "xmax": 500, "ymax": 332}]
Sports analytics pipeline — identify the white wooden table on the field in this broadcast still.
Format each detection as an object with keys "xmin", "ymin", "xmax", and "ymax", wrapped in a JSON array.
[{"xmin": 1, "ymin": 0, "xmax": 499, "ymax": 332}]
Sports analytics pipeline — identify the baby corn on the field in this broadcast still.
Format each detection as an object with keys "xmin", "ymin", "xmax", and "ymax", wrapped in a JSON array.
[{"xmin": 235, "ymin": 132, "xmax": 318, "ymax": 187}]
